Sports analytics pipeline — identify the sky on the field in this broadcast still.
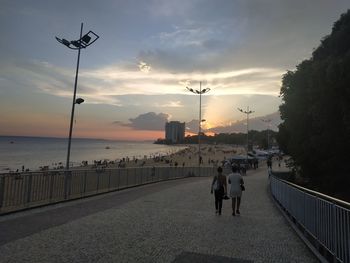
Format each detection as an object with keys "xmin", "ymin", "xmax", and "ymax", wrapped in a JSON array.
[{"xmin": 0, "ymin": 0, "xmax": 349, "ymax": 140}]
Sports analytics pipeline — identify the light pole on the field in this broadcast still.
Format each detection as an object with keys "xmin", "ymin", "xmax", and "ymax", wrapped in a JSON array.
[
  {"xmin": 186, "ymin": 82, "xmax": 210, "ymax": 169},
  {"xmin": 56, "ymin": 23, "xmax": 99, "ymax": 171},
  {"xmin": 238, "ymin": 106, "xmax": 254, "ymax": 161},
  {"xmin": 262, "ymin": 119, "xmax": 271, "ymax": 150}
]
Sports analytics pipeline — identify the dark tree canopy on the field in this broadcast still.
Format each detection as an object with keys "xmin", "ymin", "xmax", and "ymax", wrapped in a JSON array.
[
  {"xmin": 278, "ymin": 10, "xmax": 350, "ymax": 197},
  {"xmin": 155, "ymin": 130, "xmax": 277, "ymax": 150}
]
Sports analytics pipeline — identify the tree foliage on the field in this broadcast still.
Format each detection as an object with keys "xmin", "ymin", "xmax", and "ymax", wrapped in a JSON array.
[
  {"xmin": 277, "ymin": 10, "xmax": 350, "ymax": 196},
  {"xmin": 156, "ymin": 130, "xmax": 277, "ymax": 150}
]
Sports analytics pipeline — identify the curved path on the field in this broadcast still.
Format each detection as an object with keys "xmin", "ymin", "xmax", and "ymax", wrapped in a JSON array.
[{"xmin": 0, "ymin": 167, "xmax": 317, "ymax": 262}]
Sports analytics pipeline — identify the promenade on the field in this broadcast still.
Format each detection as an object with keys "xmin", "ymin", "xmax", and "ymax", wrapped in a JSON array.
[{"xmin": 0, "ymin": 165, "xmax": 317, "ymax": 262}]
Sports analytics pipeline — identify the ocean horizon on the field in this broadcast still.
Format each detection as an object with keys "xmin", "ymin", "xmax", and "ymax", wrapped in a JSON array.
[
  {"xmin": 0, "ymin": 135, "xmax": 154, "ymax": 143},
  {"xmin": 0, "ymin": 136, "xmax": 187, "ymax": 173}
]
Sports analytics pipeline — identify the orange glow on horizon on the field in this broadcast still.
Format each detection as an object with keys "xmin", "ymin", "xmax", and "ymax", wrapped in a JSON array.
[
  {"xmin": 70, "ymin": 129, "xmax": 164, "ymax": 141},
  {"xmin": 185, "ymin": 131, "xmax": 196, "ymax": 137},
  {"xmin": 185, "ymin": 131, "xmax": 216, "ymax": 137},
  {"xmin": 204, "ymin": 131, "xmax": 216, "ymax": 136}
]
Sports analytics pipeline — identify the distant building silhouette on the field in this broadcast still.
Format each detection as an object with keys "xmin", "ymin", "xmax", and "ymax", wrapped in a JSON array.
[{"xmin": 165, "ymin": 121, "xmax": 185, "ymax": 143}]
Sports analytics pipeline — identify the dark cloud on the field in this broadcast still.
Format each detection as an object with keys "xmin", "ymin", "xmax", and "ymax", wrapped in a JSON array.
[
  {"xmin": 112, "ymin": 121, "xmax": 123, "ymax": 125},
  {"xmin": 201, "ymin": 39, "xmax": 227, "ymax": 50},
  {"xmin": 184, "ymin": 112, "xmax": 281, "ymax": 134},
  {"xmin": 126, "ymin": 112, "xmax": 170, "ymax": 130},
  {"xmin": 186, "ymin": 119, "xmax": 199, "ymax": 133},
  {"xmin": 138, "ymin": 49, "xmax": 195, "ymax": 72},
  {"xmin": 209, "ymin": 111, "xmax": 281, "ymax": 133},
  {"xmin": 139, "ymin": 0, "xmax": 350, "ymax": 73}
]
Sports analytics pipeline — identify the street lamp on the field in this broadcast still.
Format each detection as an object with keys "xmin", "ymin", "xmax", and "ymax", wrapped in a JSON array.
[
  {"xmin": 238, "ymin": 106, "xmax": 254, "ymax": 161},
  {"xmin": 186, "ymin": 81, "xmax": 210, "ymax": 168},
  {"xmin": 261, "ymin": 119, "xmax": 271, "ymax": 150},
  {"xmin": 56, "ymin": 23, "xmax": 99, "ymax": 170}
]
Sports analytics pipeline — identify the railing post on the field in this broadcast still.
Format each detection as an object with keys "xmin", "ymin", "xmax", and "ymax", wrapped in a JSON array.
[
  {"xmin": 108, "ymin": 169, "xmax": 111, "ymax": 190},
  {"xmin": 332, "ymin": 203, "xmax": 337, "ymax": 263},
  {"xmin": 141, "ymin": 168, "xmax": 144, "ymax": 184},
  {"xmin": 96, "ymin": 172, "xmax": 100, "ymax": 193},
  {"xmin": 117, "ymin": 169, "xmax": 120, "ymax": 190},
  {"xmin": 49, "ymin": 173, "xmax": 54, "ymax": 201},
  {"xmin": 0, "ymin": 176, "xmax": 5, "ymax": 210},
  {"xmin": 126, "ymin": 168, "xmax": 129, "ymax": 187},
  {"xmin": 25, "ymin": 173, "xmax": 33, "ymax": 205},
  {"xmin": 64, "ymin": 171, "xmax": 72, "ymax": 200},
  {"xmin": 83, "ymin": 171, "xmax": 87, "ymax": 195}
]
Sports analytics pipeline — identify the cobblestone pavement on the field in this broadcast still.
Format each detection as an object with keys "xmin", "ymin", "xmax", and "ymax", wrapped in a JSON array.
[{"xmin": 0, "ymin": 167, "xmax": 317, "ymax": 263}]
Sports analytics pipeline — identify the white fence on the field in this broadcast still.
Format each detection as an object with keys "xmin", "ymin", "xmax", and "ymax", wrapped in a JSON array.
[
  {"xmin": 270, "ymin": 174, "xmax": 350, "ymax": 263},
  {"xmin": 0, "ymin": 166, "xmax": 215, "ymax": 214}
]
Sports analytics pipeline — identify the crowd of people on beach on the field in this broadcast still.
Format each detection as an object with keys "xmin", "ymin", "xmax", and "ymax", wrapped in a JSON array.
[
  {"xmin": 6, "ymin": 144, "xmax": 275, "ymax": 177},
  {"xmin": 73, "ymin": 145, "xmax": 242, "ymax": 170},
  {"xmin": 3, "ymin": 145, "xmax": 227, "ymax": 173}
]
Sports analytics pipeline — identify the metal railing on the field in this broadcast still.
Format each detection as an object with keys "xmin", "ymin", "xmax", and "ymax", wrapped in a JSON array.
[
  {"xmin": 0, "ymin": 166, "xmax": 215, "ymax": 215},
  {"xmin": 270, "ymin": 173, "xmax": 350, "ymax": 263}
]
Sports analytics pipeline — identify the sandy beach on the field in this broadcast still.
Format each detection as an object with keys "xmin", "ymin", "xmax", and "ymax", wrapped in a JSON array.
[
  {"xmin": 1, "ymin": 142, "xmax": 246, "ymax": 174},
  {"xmin": 93, "ymin": 144, "xmax": 246, "ymax": 169}
]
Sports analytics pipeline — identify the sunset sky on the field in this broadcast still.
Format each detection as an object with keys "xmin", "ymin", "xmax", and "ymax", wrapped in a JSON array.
[{"xmin": 1, "ymin": 0, "xmax": 349, "ymax": 140}]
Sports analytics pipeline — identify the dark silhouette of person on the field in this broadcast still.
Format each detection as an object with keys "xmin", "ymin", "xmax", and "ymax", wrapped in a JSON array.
[
  {"xmin": 267, "ymin": 158, "xmax": 272, "ymax": 169},
  {"xmin": 211, "ymin": 167, "xmax": 227, "ymax": 215}
]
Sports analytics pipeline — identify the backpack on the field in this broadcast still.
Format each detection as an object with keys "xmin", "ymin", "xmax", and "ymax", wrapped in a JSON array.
[{"xmin": 213, "ymin": 176, "xmax": 222, "ymax": 191}]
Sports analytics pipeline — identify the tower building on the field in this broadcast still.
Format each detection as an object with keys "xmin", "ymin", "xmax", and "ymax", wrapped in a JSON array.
[{"xmin": 165, "ymin": 121, "xmax": 185, "ymax": 143}]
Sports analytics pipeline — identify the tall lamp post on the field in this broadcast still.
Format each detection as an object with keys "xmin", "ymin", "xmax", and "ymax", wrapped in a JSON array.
[
  {"xmin": 238, "ymin": 106, "xmax": 254, "ymax": 161},
  {"xmin": 262, "ymin": 119, "xmax": 271, "ymax": 150},
  {"xmin": 56, "ymin": 23, "xmax": 99, "ymax": 171},
  {"xmin": 186, "ymin": 82, "xmax": 210, "ymax": 169}
]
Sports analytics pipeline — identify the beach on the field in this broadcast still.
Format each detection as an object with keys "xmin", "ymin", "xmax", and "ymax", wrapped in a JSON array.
[
  {"xmin": 94, "ymin": 144, "xmax": 246, "ymax": 169},
  {"xmin": 0, "ymin": 137, "xmax": 186, "ymax": 173},
  {"xmin": 0, "ymin": 136, "xmax": 246, "ymax": 173}
]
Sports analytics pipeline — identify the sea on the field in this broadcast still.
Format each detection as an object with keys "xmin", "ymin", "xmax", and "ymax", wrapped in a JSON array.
[{"xmin": 0, "ymin": 136, "xmax": 187, "ymax": 173}]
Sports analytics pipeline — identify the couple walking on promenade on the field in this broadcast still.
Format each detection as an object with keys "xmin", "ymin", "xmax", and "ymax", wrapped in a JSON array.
[{"xmin": 211, "ymin": 165, "xmax": 244, "ymax": 216}]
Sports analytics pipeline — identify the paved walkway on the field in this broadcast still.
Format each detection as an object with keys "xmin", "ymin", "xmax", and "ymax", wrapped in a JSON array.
[{"xmin": 0, "ymin": 166, "xmax": 317, "ymax": 263}]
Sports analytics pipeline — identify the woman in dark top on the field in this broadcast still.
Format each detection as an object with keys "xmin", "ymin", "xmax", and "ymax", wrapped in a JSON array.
[{"xmin": 211, "ymin": 166, "xmax": 227, "ymax": 215}]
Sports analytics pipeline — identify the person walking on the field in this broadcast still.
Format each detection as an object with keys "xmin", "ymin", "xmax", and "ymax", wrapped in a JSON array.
[
  {"xmin": 211, "ymin": 167, "xmax": 227, "ymax": 215},
  {"xmin": 228, "ymin": 165, "xmax": 244, "ymax": 216},
  {"xmin": 267, "ymin": 158, "xmax": 272, "ymax": 169}
]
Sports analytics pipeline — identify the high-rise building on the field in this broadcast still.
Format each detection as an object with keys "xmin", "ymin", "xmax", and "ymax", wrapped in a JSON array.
[{"xmin": 165, "ymin": 121, "xmax": 185, "ymax": 143}]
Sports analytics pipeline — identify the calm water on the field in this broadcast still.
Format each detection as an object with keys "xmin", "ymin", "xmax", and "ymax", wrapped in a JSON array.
[{"xmin": 0, "ymin": 136, "xmax": 187, "ymax": 172}]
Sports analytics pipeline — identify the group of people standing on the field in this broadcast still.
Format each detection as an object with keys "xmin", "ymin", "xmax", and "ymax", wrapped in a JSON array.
[{"xmin": 211, "ymin": 165, "xmax": 244, "ymax": 216}]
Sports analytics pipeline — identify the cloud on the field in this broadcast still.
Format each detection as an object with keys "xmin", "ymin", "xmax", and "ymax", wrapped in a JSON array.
[
  {"xmin": 126, "ymin": 112, "xmax": 170, "ymax": 131},
  {"xmin": 4, "ymin": 59, "xmax": 284, "ymax": 107},
  {"xmin": 0, "ymin": 57, "xmax": 283, "ymax": 126},
  {"xmin": 154, "ymin": 100, "xmax": 184, "ymax": 108},
  {"xmin": 208, "ymin": 111, "xmax": 282, "ymax": 134},
  {"xmin": 112, "ymin": 121, "xmax": 123, "ymax": 125},
  {"xmin": 140, "ymin": 0, "xmax": 350, "ymax": 75},
  {"xmin": 138, "ymin": 61, "xmax": 151, "ymax": 73},
  {"xmin": 178, "ymin": 79, "xmax": 191, "ymax": 86},
  {"xmin": 81, "ymin": 63, "xmax": 284, "ymax": 97},
  {"xmin": 186, "ymin": 119, "xmax": 199, "ymax": 133},
  {"xmin": 148, "ymin": 0, "xmax": 196, "ymax": 17},
  {"xmin": 159, "ymin": 26, "xmax": 214, "ymax": 48}
]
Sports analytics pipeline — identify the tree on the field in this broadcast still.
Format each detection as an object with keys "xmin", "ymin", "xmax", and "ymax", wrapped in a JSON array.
[{"xmin": 278, "ymin": 10, "xmax": 350, "ymax": 198}]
